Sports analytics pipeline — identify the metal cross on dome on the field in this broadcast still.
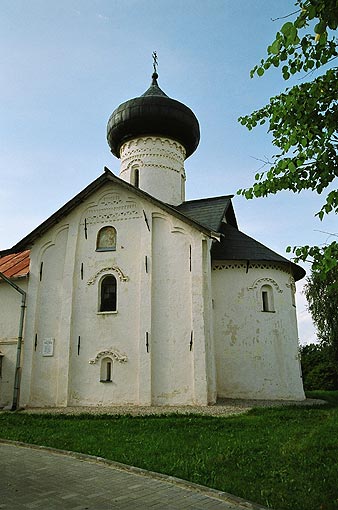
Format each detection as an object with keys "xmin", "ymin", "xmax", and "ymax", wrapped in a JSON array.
[{"xmin": 152, "ymin": 51, "xmax": 158, "ymax": 74}]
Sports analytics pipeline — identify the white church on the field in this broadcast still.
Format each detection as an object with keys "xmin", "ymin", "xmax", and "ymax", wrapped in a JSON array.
[{"xmin": 0, "ymin": 70, "xmax": 305, "ymax": 409}]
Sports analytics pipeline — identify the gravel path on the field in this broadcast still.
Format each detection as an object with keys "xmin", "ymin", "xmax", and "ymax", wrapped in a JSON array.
[{"xmin": 16, "ymin": 397, "xmax": 326, "ymax": 416}]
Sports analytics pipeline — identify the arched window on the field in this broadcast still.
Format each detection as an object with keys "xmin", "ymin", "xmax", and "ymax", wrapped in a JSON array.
[
  {"xmin": 181, "ymin": 174, "xmax": 185, "ymax": 201},
  {"xmin": 96, "ymin": 226, "xmax": 116, "ymax": 251},
  {"xmin": 131, "ymin": 167, "xmax": 139, "ymax": 188},
  {"xmin": 100, "ymin": 275, "xmax": 117, "ymax": 312},
  {"xmin": 100, "ymin": 357, "xmax": 113, "ymax": 382},
  {"xmin": 261, "ymin": 284, "xmax": 274, "ymax": 312}
]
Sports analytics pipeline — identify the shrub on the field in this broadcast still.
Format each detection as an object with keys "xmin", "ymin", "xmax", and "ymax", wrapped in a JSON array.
[{"xmin": 300, "ymin": 343, "xmax": 338, "ymax": 391}]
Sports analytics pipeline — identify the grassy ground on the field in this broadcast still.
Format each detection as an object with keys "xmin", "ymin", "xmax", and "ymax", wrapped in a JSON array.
[{"xmin": 0, "ymin": 391, "xmax": 337, "ymax": 510}]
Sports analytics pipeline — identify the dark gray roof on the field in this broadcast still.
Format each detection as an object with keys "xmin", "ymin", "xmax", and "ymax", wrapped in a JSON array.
[
  {"xmin": 211, "ymin": 223, "xmax": 305, "ymax": 281},
  {"xmin": 140, "ymin": 73, "xmax": 169, "ymax": 97},
  {"xmin": 174, "ymin": 196, "xmax": 236, "ymax": 232},
  {"xmin": 107, "ymin": 73, "xmax": 200, "ymax": 159}
]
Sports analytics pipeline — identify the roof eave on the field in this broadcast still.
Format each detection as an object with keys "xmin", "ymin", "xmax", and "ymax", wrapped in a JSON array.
[
  {"xmin": 0, "ymin": 273, "xmax": 29, "ymax": 282},
  {"xmin": 212, "ymin": 255, "xmax": 305, "ymax": 282}
]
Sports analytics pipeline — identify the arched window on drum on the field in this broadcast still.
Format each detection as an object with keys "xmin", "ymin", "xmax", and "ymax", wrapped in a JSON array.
[{"xmin": 131, "ymin": 165, "xmax": 140, "ymax": 188}]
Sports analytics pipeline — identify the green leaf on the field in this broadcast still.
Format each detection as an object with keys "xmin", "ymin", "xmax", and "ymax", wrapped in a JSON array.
[
  {"xmin": 257, "ymin": 67, "xmax": 264, "ymax": 77},
  {"xmin": 307, "ymin": 5, "xmax": 316, "ymax": 19},
  {"xmin": 281, "ymin": 22, "xmax": 293, "ymax": 36},
  {"xmin": 280, "ymin": 50, "xmax": 287, "ymax": 61},
  {"xmin": 314, "ymin": 21, "xmax": 327, "ymax": 34},
  {"xmin": 270, "ymin": 39, "xmax": 281, "ymax": 55},
  {"xmin": 294, "ymin": 15, "xmax": 306, "ymax": 29}
]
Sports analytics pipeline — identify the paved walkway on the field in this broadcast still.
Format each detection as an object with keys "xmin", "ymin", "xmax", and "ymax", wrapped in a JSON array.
[{"xmin": 0, "ymin": 441, "xmax": 268, "ymax": 510}]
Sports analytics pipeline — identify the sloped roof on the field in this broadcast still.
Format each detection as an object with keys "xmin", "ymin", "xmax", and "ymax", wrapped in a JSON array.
[
  {"xmin": 0, "ymin": 169, "xmax": 219, "ymax": 256},
  {"xmin": 0, "ymin": 169, "xmax": 304, "ymax": 281},
  {"xmin": 0, "ymin": 250, "xmax": 30, "ymax": 279},
  {"xmin": 174, "ymin": 195, "xmax": 237, "ymax": 231},
  {"xmin": 211, "ymin": 223, "xmax": 305, "ymax": 281}
]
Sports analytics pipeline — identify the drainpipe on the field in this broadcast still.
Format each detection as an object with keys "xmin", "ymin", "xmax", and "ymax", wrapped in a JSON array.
[{"xmin": 0, "ymin": 271, "xmax": 27, "ymax": 410}]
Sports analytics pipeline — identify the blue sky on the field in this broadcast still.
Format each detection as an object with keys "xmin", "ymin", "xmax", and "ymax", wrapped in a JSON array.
[{"xmin": 1, "ymin": 0, "xmax": 336, "ymax": 344}]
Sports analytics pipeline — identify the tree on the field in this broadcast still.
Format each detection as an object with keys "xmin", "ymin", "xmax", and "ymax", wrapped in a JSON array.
[
  {"xmin": 238, "ymin": 0, "xmax": 338, "ymax": 273},
  {"xmin": 300, "ymin": 342, "xmax": 337, "ymax": 390},
  {"xmin": 303, "ymin": 264, "xmax": 338, "ymax": 385}
]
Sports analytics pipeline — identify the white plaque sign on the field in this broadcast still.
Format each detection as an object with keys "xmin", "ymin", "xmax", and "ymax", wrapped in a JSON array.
[{"xmin": 42, "ymin": 338, "xmax": 54, "ymax": 357}]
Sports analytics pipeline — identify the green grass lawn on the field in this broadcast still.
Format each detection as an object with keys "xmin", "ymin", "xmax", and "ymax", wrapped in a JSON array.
[{"xmin": 1, "ymin": 391, "xmax": 338, "ymax": 510}]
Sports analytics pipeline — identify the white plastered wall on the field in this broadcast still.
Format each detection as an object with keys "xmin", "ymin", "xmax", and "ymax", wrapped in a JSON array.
[
  {"xmin": 150, "ymin": 214, "xmax": 214, "ymax": 405},
  {"xmin": 68, "ymin": 186, "xmax": 144, "ymax": 406},
  {"xmin": 150, "ymin": 214, "xmax": 193, "ymax": 404},
  {"xmin": 20, "ymin": 181, "xmax": 214, "ymax": 407},
  {"xmin": 119, "ymin": 136, "xmax": 186, "ymax": 205},
  {"xmin": 22, "ymin": 227, "xmax": 69, "ymax": 406},
  {"xmin": 0, "ymin": 278, "xmax": 28, "ymax": 408},
  {"xmin": 212, "ymin": 261, "xmax": 305, "ymax": 400}
]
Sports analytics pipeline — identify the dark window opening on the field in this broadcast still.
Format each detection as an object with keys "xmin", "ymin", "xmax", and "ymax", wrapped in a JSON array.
[
  {"xmin": 261, "ymin": 284, "xmax": 274, "ymax": 312},
  {"xmin": 262, "ymin": 291, "xmax": 269, "ymax": 312},
  {"xmin": 134, "ymin": 168, "xmax": 139, "ymax": 188},
  {"xmin": 100, "ymin": 357, "xmax": 113, "ymax": 382},
  {"xmin": 100, "ymin": 275, "xmax": 117, "ymax": 312},
  {"xmin": 106, "ymin": 361, "xmax": 112, "ymax": 381}
]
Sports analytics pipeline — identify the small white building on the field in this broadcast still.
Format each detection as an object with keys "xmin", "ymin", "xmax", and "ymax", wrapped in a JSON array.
[{"xmin": 0, "ymin": 72, "xmax": 305, "ymax": 409}]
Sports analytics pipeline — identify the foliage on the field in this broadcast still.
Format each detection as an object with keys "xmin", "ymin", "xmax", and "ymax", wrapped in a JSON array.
[
  {"xmin": 238, "ymin": 0, "xmax": 338, "ymax": 272},
  {"xmin": 303, "ymin": 263, "xmax": 338, "ymax": 379},
  {"xmin": 1, "ymin": 401, "xmax": 338, "ymax": 510},
  {"xmin": 300, "ymin": 342, "xmax": 338, "ymax": 389}
]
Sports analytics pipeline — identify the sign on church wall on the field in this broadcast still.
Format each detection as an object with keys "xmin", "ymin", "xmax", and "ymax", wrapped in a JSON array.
[{"xmin": 42, "ymin": 338, "xmax": 54, "ymax": 357}]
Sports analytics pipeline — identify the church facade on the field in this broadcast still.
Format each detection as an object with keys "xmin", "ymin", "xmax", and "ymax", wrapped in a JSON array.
[{"xmin": 0, "ymin": 72, "xmax": 305, "ymax": 409}]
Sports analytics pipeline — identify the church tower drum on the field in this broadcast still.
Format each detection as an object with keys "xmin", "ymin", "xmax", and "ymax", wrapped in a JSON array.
[{"xmin": 106, "ymin": 70, "xmax": 200, "ymax": 205}]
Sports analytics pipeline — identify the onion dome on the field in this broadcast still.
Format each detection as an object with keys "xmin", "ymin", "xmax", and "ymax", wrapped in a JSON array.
[{"xmin": 107, "ymin": 73, "xmax": 200, "ymax": 158}]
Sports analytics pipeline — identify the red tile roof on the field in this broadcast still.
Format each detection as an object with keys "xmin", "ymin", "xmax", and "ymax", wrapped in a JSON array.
[{"xmin": 0, "ymin": 250, "xmax": 30, "ymax": 279}]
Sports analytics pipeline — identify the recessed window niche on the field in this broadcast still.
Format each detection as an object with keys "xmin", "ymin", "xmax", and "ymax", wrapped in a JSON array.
[
  {"xmin": 261, "ymin": 284, "xmax": 275, "ymax": 312},
  {"xmin": 96, "ymin": 226, "xmax": 116, "ymax": 251},
  {"xmin": 100, "ymin": 357, "xmax": 113, "ymax": 382},
  {"xmin": 99, "ymin": 275, "xmax": 117, "ymax": 312}
]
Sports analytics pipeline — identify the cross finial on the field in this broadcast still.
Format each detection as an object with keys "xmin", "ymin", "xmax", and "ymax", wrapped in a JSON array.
[{"xmin": 152, "ymin": 51, "xmax": 158, "ymax": 74}]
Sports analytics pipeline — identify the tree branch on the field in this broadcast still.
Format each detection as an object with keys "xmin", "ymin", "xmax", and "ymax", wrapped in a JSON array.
[
  {"xmin": 314, "ymin": 230, "xmax": 338, "ymax": 241},
  {"xmin": 271, "ymin": 9, "xmax": 301, "ymax": 22}
]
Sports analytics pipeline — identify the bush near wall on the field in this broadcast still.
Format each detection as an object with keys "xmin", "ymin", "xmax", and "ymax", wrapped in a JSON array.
[{"xmin": 300, "ymin": 343, "xmax": 338, "ymax": 391}]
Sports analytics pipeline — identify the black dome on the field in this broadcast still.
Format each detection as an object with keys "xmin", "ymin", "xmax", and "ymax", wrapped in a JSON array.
[{"xmin": 107, "ymin": 73, "xmax": 200, "ymax": 158}]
